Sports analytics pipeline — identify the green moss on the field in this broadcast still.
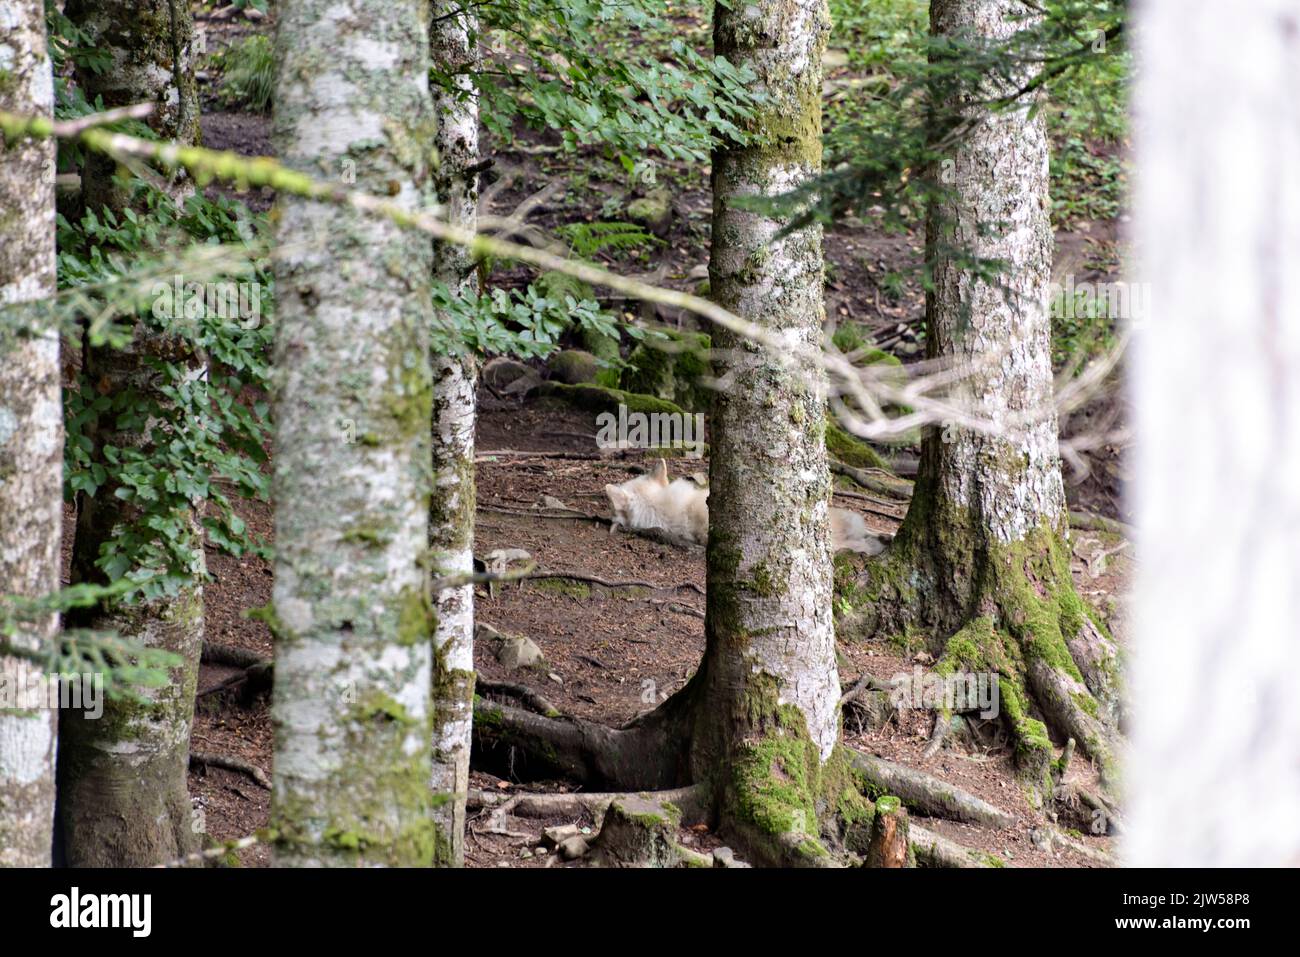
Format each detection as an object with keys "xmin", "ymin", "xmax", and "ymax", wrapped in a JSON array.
[
  {"xmin": 396, "ymin": 585, "xmax": 436, "ymax": 647},
  {"xmin": 874, "ymin": 794, "xmax": 902, "ymax": 816},
  {"xmin": 825, "ymin": 420, "xmax": 890, "ymax": 470},
  {"xmin": 539, "ymin": 381, "xmax": 686, "ymax": 417},
  {"xmin": 528, "ymin": 578, "xmax": 592, "ymax": 599},
  {"xmin": 577, "ymin": 323, "xmax": 622, "ymax": 389},
  {"xmin": 619, "ymin": 327, "xmax": 713, "ymax": 413}
]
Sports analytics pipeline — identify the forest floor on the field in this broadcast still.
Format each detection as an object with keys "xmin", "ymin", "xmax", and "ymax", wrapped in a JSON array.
[{"xmin": 149, "ymin": 4, "xmax": 1130, "ymax": 867}]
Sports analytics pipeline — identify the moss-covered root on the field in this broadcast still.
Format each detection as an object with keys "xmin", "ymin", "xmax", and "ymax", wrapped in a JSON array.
[
  {"xmin": 717, "ymin": 714, "xmax": 874, "ymax": 868},
  {"xmin": 938, "ymin": 571, "xmax": 1121, "ymax": 802},
  {"xmin": 909, "ymin": 823, "xmax": 1004, "ymax": 868}
]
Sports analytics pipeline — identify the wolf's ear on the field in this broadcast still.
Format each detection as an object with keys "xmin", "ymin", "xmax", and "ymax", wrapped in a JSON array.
[
  {"xmin": 651, "ymin": 458, "xmax": 669, "ymax": 485},
  {"xmin": 604, "ymin": 484, "xmax": 627, "ymax": 508}
]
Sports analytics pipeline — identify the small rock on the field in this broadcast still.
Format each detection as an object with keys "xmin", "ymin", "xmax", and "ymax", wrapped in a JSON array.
[
  {"xmin": 482, "ymin": 356, "xmax": 539, "ymax": 394},
  {"xmin": 626, "ymin": 188, "xmax": 673, "ymax": 236},
  {"xmin": 543, "ymin": 824, "xmax": 582, "ymax": 847},
  {"xmin": 476, "ymin": 623, "xmax": 544, "ymax": 670},
  {"xmin": 546, "ymin": 349, "xmax": 601, "ymax": 385},
  {"xmin": 558, "ymin": 836, "xmax": 590, "ymax": 861},
  {"xmin": 498, "ymin": 635, "xmax": 543, "ymax": 670},
  {"xmin": 712, "ymin": 846, "xmax": 751, "ymax": 869},
  {"xmin": 547, "ymin": 672, "xmax": 563, "ymax": 685},
  {"xmin": 519, "ymin": 847, "xmax": 533, "ymax": 859}
]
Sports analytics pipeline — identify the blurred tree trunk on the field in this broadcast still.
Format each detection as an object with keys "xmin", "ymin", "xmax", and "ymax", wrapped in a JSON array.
[
  {"xmin": 693, "ymin": 0, "xmax": 849, "ymax": 866},
  {"xmin": 1127, "ymin": 0, "xmax": 1300, "ymax": 866},
  {"xmin": 428, "ymin": 0, "xmax": 480, "ymax": 868},
  {"xmin": 58, "ymin": 0, "xmax": 206, "ymax": 867},
  {"xmin": 0, "ymin": 0, "xmax": 61, "ymax": 868},
  {"xmin": 270, "ymin": 0, "xmax": 438, "ymax": 867}
]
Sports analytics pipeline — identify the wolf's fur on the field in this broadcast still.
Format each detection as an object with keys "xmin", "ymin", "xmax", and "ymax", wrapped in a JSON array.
[{"xmin": 604, "ymin": 459, "xmax": 884, "ymax": 555}]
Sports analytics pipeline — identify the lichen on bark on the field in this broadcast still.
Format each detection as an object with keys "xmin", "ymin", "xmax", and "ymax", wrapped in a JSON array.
[
  {"xmin": 427, "ymin": 0, "xmax": 481, "ymax": 867},
  {"xmin": 689, "ymin": 0, "xmax": 848, "ymax": 865},
  {"xmin": 269, "ymin": 0, "xmax": 438, "ymax": 867},
  {"xmin": 0, "ymin": 0, "xmax": 61, "ymax": 868},
  {"xmin": 839, "ymin": 0, "xmax": 1120, "ymax": 803}
]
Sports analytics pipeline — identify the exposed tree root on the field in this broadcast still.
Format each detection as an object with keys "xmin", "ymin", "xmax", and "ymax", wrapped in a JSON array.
[
  {"xmin": 476, "ymin": 678, "xmax": 562, "ymax": 717},
  {"xmin": 467, "ymin": 784, "xmax": 710, "ymax": 825},
  {"xmin": 1068, "ymin": 509, "xmax": 1133, "ymax": 538},
  {"xmin": 849, "ymin": 751, "xmax": 1015, "ymax": 829},
  {"xmin": 843, "ymin": 518, "xmax": 1123, "ymax": 804},
  {"xmin": 201, "ymin": 641, "xmax": 269, "ymax": 669},
  {"xmin": 830, "ymin": 459, "xmax": 914, "ymax": 500},
  {"xmin": 190, "ymin": 751, "xmax": 271, "ymax": 790},
  {"xmin": 908, "ymin": 823, "xmax": 1001, "ymax": 868},
  {"xmin": 471, "ymin": 697, "xmax": 692, "ymax": 791},
  {"xmin": 1045, "ymin": 824, "xmax": 1115, "ymax": 866}
]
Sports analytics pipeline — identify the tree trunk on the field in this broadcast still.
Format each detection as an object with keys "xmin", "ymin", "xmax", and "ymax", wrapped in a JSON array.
[
  {"xmin": 0, "ymin": 0, "xmax": 61, "ymax": 868},
  {"xmin": 847, "ymin": 0, "xmax": 1118, "ymax": 802},
  {"xmin": 270, "ymin": 0, "xmax": 437, "ymax": 867},
  {"xmin": 58, "ymin": 0, "xmax": 206, "ymax": 867},
  {"xmin": 1126, "ymin": 0, "xmax": 1300, "ymax": 866},
  {"xmin": 692, "ymin": 0, "xmax": 861, "ymax": 866},
  {"xmin": 62, "ymin": 0, "xmax": 200, "ymax": 211},
  {"xmin": 427, "ymin": 0, "xmax": 480, "ymax": 868}
]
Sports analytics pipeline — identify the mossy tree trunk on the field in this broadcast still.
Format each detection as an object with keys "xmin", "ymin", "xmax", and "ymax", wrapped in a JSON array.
[
  {"xmin": 0, "ymin": 0, "xmax": 61, "ymax": 868},
  {"xmin": 428, "ymin": 0, "xmax": 480, "ymax": 867},
  {"xmin": 690, "ymin": 0, "xmax": 862, "ymax": 866},
  {"xmin": 59, "ymin": 0, "xmax": 206, "ymax": 867},
  {"xmin": 849, "ymin": 0, "xmax": 1119, "ymax": 802},
  {"xmin": 62, "ymin": 0, "xmax": 200, "ymax": 211},
  {"xmin": 269, "ymin": 0, "xmax": 438, "ymax": 867},
  {"xmin": 1126, "ymin": 0, "xmax": 1300, "ymax": 866}
]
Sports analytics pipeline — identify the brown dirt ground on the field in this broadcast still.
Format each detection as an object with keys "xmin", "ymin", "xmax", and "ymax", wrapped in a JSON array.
[{"xmin": 176, "ymin": 392, "xmax": 1127, "ymax": 869}]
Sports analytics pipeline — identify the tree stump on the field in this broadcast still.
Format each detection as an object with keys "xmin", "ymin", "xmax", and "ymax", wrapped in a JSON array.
[
  {"xmin": 589, "ymin": 796, "xmax": 682, "ymax": 868},
  {"xmin": 865, "ymin": 796, "xmax": 911, "ymax": 868}
]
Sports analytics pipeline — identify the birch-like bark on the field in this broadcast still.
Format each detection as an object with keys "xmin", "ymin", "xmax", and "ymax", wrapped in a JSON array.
[
  {"xmin": 856, "ymin": 0, "xmax": 1117, "ymax": 797},
  {"xmin": 428, "ymin": 1, "xmax": 480, "ymax": 867},
  {"xmin": 58, "ymin": 0, "xmax": 206, "ymax": 867},
  {"xmin": 270, "ymin": 0, "xmax": 437, "ymax": 867},
  {"xmin": 694, "ymin": 0, "xmax": 839, "ymax": 857},
  {"xmin": 916, "ymin": 0, "xmax": 1063, "ymax": 583},
  {"xmin": 0, "ymin": 0, "xmax": 60, "ymax": 868},
  {"xmin": 1127, "ymin": 0, "xmax": 1300, "ymax": 866}
]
